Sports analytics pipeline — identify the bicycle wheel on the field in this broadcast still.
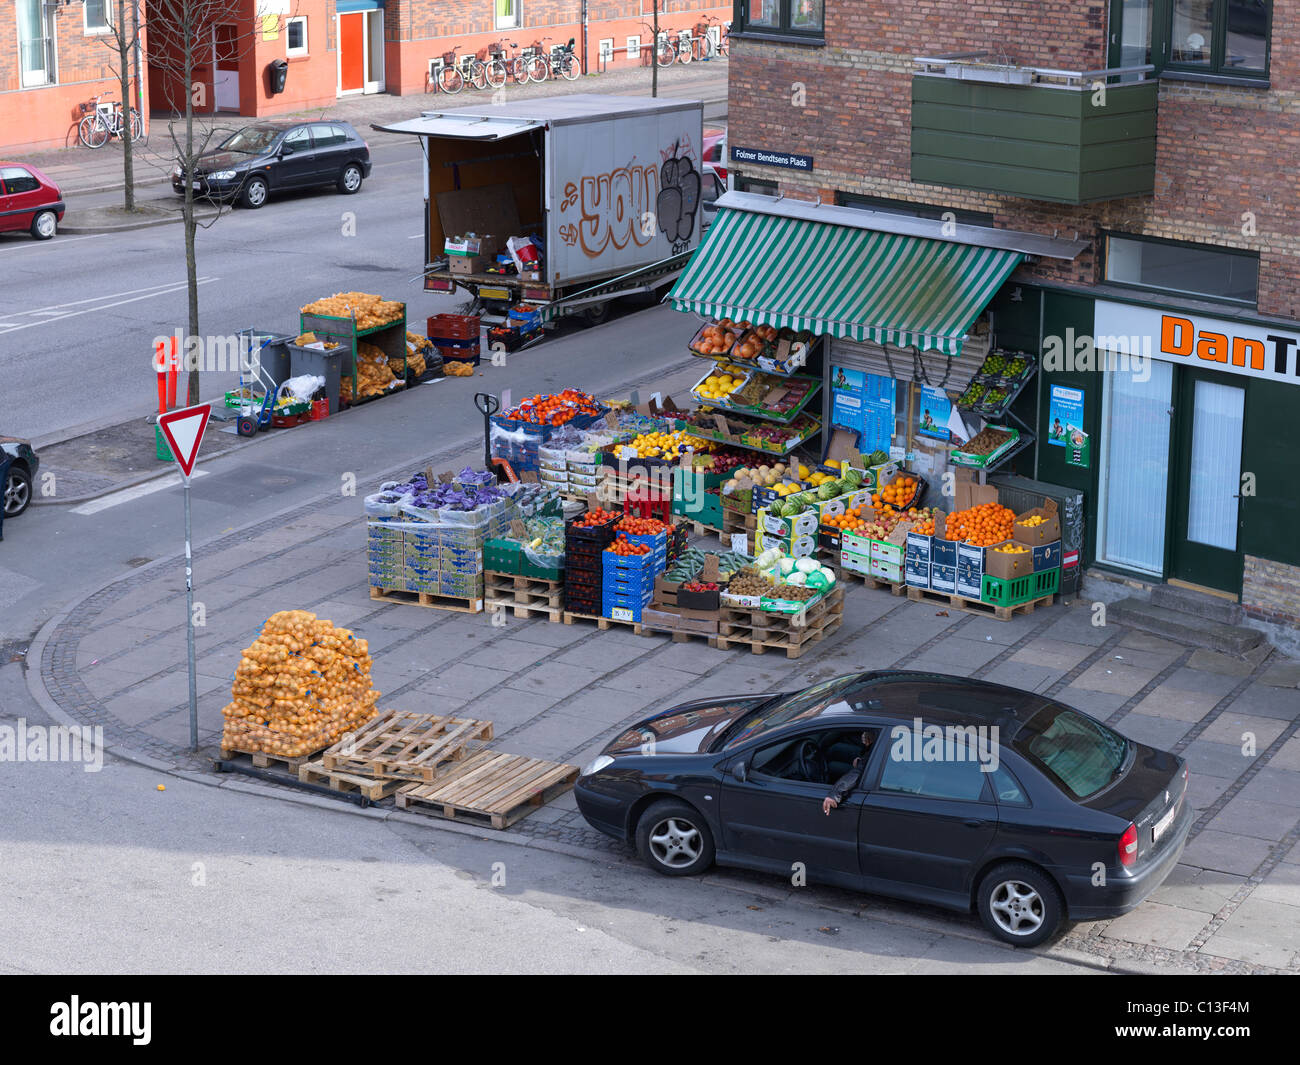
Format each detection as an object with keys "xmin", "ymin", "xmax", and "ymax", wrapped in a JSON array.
[
  {"xmin": 510, "ymin": 57, "xmax": 527, "ymax": 83},
  {"xmin": 128, "ymin": 109, "xmax": 144, "ymax": 141},
  {"xmin": 656, "ymin": 40, "xmax": 675, "ymax": 67},
  {"xmin": 677, "ymin": 38, "xmax": 693, "ymax": 64},
  {"xmin": 485, "ymin": 59, "xmax": 508, "ymax": 89},
  {"xmin": 699, "ymin": 36, "xmax": 716, "ymax": 59},
  {"xmin": 78, "ymin": 113, "xmax": 109, "ymax": 149},
  {"xmin": 437, "ymin": 65, "xmax": 464, "ymax": 94},
  {"xmin": 560, "ymin": 54, "xmax": 581, "ymax": 80},
  {"xmin": 469, "ymin": 60, "xmax": 488, "ymax": 91},
  {"xmin": 524, "ymin": 55, "xmax": 547, "ymax": 82}
]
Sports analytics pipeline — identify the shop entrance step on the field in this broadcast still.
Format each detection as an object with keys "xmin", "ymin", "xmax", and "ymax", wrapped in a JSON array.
[
  {"xmin": 1150, "ymin": 583, "xmax": 1244, "ymax": 627},
  {"xmin": 1110, "ymin": 598, "xmax": 1263, "ymax": 656}
]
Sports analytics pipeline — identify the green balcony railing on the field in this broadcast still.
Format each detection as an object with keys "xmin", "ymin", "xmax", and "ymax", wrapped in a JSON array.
[{"xmin": 910, "ymin": 55, "xmax": 1158, "ymax": 204}]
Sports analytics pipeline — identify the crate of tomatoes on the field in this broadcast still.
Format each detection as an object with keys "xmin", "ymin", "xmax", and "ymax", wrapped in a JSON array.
[{"xmin": 566, "ymin": 506, "xmax": 622, "ymax": 545}]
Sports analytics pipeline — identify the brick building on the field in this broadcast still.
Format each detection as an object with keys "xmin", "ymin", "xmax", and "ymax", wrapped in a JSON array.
[
  {"xmin": 680, "ymin": 0, "xmax": 1298, "ymax": 626},
  {"xmin": 2, "ymin": 0, "xmax": 150, "ymax": 154}
]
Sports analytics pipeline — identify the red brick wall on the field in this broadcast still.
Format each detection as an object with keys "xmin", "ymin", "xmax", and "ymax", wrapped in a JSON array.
[
  {"xmin": 0, "ymin": 2, "xmax": 150, "ymax": 152},
  {"xmin": 727, "ymin": 1, "xmax": 1300, "ymax": 322}
]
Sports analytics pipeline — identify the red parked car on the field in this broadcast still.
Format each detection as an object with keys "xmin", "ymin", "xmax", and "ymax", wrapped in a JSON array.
[{"xmin": 0, "ymin": 162, "xmax": 64, "ymax": 240}]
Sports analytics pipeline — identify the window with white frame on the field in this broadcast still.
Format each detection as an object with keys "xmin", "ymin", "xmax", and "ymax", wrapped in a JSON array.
[
  {"xmin": 17, "ymin": 0, "xmax": 56, "ymax": 85},
  {"xmin": 626, "ymin": 35, "xmax": 640, "ymax": 59},
  {"xmin": 599, "ymin": 38, "xmax": 614, "ymax": 62},
  {"xmin": 84, "ymin": 0, "xmax": 113, "ymax": 34},
  {"xmin": 286, "ymin": 16, "xmax": 308, "ymax": 56},
  {"xmin": 495, "ymin": 0, "xmax": 519, "ymax": 30}
]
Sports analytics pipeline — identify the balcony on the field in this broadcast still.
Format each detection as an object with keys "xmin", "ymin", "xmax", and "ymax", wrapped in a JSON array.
[{"xmin": 910, "ymin": 55, "xmax": 1158, "ymax": 205}]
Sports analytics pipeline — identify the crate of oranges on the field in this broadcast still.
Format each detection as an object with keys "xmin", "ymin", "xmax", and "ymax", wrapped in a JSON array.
[
  {"xmin": 871, "ymin": 470, "xmax": 925, "ymax": 512},
  {"xmin": 944, "ymin": 501, "xmax": 1017, "ymax": 546}
]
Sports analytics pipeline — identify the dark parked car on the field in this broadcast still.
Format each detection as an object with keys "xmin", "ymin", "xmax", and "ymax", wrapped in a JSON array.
[
  {"xmin": 172, "ymin": 120, "xmax": 371, "ymax": 209},
  {"xmin": 0, "ymin": 162, "xmax": 64, "ymax": 240},
  {"xmin": 1, "ymin": 436, "xmax": 39, "ymax": 518},
  {"xmin": 576, "ymin": 671, "xmax": 1192, "ymax": 947}
]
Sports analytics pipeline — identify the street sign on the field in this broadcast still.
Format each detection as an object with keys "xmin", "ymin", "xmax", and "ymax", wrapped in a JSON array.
[
  {"xmin": 157, "ymin": 402, "xmax": 211, "ymax": 479},
  {"xmin": 156, "ymin": 401, "xmax": 211, "ymax": 750}
]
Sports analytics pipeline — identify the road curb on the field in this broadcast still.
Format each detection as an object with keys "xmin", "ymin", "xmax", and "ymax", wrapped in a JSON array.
[{"xmin": 60, "ymin": 207, "xmax": 219, "ymax": 234}]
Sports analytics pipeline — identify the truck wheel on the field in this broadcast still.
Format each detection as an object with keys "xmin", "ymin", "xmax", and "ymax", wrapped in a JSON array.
[{"xmin": 581, "ymin": 302, "xmax": 611, "ymax": 326}]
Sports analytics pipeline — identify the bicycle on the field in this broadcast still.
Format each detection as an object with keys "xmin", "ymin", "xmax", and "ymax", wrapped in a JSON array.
[
  {"xmin": 684, "ymin": 21, "xmax": 715, "ymax": 61},
  {"xmin": 77, "ymin": 92, "xmax": 143, "ymax": 149},
  {"xmin": 517, "ymin": 40, "xmax": 548, "ymax": 83},
  {"xmin": 638, "ymin": 23, "xmax": 677, "ymax": 67},
  {"xmin": 435, "ymin": 49, "xmax": 491, "ymax": 94},
  {"xmin": 538, "ymin": 36, "xmax": 581, "ymax": 81},
  {"xmin": 702, "ymin": 14, "xmax": 731, "ymax": 57}
]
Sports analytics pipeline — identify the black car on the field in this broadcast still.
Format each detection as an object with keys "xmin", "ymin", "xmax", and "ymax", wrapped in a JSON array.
[
  {"xmin": 1, "ymin": 435, "xmax": 38, "ymax": 519},
  {"xmin": 172, "ymin": 120, "xmax": 371, "ymax": 209},
  {"xmin": 575, "ymin": 671, "xmax": 1192, "ymax": 947}
]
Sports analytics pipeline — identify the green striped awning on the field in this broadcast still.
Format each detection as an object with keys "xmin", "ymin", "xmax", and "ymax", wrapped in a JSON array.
[{"xmin": 669, "ymin": 209, "xmax": 1024, "ymax": 357}]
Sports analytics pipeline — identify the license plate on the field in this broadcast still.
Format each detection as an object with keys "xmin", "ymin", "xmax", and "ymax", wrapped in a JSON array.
[
  {"xmin": 192, "ymin": 181, "xmax": 203, "ymax": 190},
  {"xmin": 1152, "ymin": 802, "xmax": 1178, "ymax": 843},
  {"xmin": 478, "ymin": 287, "xmax": 510, "ymax": 300}
]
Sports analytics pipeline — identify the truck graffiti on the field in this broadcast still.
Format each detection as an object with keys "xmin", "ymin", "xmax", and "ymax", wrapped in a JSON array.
[{"xmin": 560, "ymin": 140, "xmax": 700, "ymax": 258}]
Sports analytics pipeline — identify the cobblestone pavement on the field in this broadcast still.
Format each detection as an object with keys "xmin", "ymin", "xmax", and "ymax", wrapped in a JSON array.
[{"xmin": 31, "ymin": 379, "xmax": 1300, "ymax": 974}]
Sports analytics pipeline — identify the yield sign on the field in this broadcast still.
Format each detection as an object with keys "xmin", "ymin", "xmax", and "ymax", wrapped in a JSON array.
[{"xmin": 158, "ymin": 402, "xmax": 212, "ymax": 478}]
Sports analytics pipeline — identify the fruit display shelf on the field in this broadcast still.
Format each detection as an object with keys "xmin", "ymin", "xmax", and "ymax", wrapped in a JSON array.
[
  {"xmin": 691, "ymin": 369, "xmax": 822, "ymax": 425},
  {"xmin": 672, "ymin": 411, "xmax": 822, "ymax": 456},
  {"xmin": 950, "ymin": 425, "xmax": 1035, "ymax": 472},
  {"xmin": 957, "ymin": 350, "xmax": 1037, "ymax": 421}
]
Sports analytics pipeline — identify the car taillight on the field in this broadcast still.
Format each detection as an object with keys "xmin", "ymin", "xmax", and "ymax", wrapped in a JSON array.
[{"xmin": 1119, "ymin": 822, "xmax": 1138, "ymax": 867}]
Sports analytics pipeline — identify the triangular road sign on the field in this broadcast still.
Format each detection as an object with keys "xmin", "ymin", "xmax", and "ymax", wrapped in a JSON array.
[{"xmin": 158, "ymin": 402, "xmax": 212, "ymax": 478}]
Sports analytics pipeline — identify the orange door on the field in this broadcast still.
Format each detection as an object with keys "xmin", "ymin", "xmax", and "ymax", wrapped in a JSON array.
[{"xmin": 339, "ymin": 13, "xmax": 364, "ymax": 92}]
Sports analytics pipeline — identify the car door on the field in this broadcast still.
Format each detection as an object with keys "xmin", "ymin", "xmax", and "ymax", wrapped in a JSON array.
[
  {"xmin": 857, "ymin": 737, "xmax": 999, "ymax": 903},
  {"xmin": 309, "ymin": 124, "xmax": 347, "ymax": 184},
  {"xmin": 0, "ymin": 166, "xmax": 42, "ymax": 233},
  {"xmin": 275, "ymin": 126, "xmax": 317, "ymax": 188},
  {"xmin": 719, "ymin": 727, "xmax": 871, "ymax": 883}
]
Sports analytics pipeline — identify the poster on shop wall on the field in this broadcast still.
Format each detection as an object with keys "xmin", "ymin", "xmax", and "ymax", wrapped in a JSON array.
[
  {"xmin": 917, "ymin": 386, "xmax": 951, "ymax": 441},
  {"xmin": 830, "ymin": 367, "xmax": 895, "ymax": 454},
  {"xmin": 1048, "ymin": 384, "xmax": 1090, "ymax": 468}
]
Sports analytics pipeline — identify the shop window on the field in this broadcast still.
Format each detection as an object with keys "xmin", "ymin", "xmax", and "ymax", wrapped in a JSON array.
[
  {"xmin": 734, "ymin": 0, "xmax": 825, "ymax": 42},
  {"xmin": 736, "ymin": 175, "xmax": 778, "ymax": 196},
  {"xmin": 1112, "ymin": 0, "xmax": 1270, "ymax": 80},
  {"xmin": 84, "ymin": 0, "xmax": 113, "ymax": 34},
  {"xmin": 286, "ymin": 16, "xmax": 308, "ymax": 56},
  {"xmin": 1104, "ymin": 234, "xmax": 1259, "ymax": 305},
  {"xmin": 837, "ymin": 193, "xmax": 995, "ymax": 228},
  {"xmin": 495, "ymin": 0, "xmax": 520, "ymax": 31}
]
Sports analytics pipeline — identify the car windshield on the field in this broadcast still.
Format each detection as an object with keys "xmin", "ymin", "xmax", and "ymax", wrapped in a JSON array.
[
  {"xmin": 219, "ymin": 127, "xmax": 281, "ymax": 154},
  {"xmin": 720, "ymin": 674, "xmax": 862, "ymax": 749},
  {"xmin": 1013, "ymin": 703, "xmax": 1129, "ymax": 800}
]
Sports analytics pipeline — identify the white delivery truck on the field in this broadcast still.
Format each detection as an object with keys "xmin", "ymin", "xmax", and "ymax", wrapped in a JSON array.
[{"xmin": 377, "ymin": 94, "xmax": 704, "ymax": 340}]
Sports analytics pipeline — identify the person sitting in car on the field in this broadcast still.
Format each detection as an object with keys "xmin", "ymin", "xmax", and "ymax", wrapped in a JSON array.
[{"xmin": 822, "ymin": 730, "xmax": 876, "ymax": 815}]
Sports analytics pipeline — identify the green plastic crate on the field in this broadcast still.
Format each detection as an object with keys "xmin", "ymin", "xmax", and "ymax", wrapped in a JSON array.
[
  {"xmin": 155, "ymin": 425, "xmax": 173, "ymax": 462},
  {"xmin": 981, "ymin": 566, "xmax": 1060, "ymax": 607},
  {"xmin": 484, "ymin": 537, "xmax": 563, "ymax": 580}
]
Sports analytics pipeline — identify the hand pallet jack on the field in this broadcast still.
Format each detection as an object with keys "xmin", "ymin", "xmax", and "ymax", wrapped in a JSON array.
[{"xmin": 475, "ymin": 391, "xmax": 519, "ymax": 484}]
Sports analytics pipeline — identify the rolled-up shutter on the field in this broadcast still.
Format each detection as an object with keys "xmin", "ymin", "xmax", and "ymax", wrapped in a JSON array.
[{"xmin": 829, "ymin": 326, "xmax": 991, "ymax": 393}]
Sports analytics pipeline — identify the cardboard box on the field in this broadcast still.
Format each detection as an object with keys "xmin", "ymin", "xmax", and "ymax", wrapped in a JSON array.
[
  {"xmin": 1033, "ymin": 540, "xmax": 1062, "ymax": 572},
  {"xmin": 930, "ymin": 561, "xmax": 957, "ymax": 594},
  {"xmin": 445, "ymin": 234, "xmax": 491, "ymax": 256},
  {"xmin": 984, "ymin": 541, "xmax": 1034, "ymax": 581},
  {"xmin": 870, "ymin": 557, "xmax": 902, "ymax": 583},
  {"xmin": 952, "ymin": 474, "xmax": 1001, "ymax": 514},
  {"xmin": 841, "ymin": 548, "xmax": 871, "ymax": 577},
  {"xmin": 955, "ymin": 542, "xmax": 989, "ymax": 600},
  {"xmin": 905, "ymin": 529, "xmax": 932, "ymax": 589},
  {"xmin": 450, "ymin": 253, "xmax": 490, "ymax": 275},
  {"xmin": 760, "ymin": 506, "xmax": 818, "ymax": 539},
  {"xmin": 1013, "ymin": 499, "xmax": 1062, "ymax": 545}
]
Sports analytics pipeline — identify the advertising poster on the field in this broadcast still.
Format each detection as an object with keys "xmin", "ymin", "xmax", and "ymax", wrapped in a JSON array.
[
  {"xmin": 831, "ymin": 366, "xmax": 895, "ymax": 453},
  {"xmin": 917, "ymin": 386, "xmax": 951, "ymax": 441},
  {"xmin": 1048, "ymin": 384, "xmax": 1090, "ymax": 468}
]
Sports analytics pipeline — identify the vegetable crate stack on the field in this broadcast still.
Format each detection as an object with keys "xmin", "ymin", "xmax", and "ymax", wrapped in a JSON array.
[
  {"xmin": 603, "ymin": 534, "xmax": 657, "ymax": 623},
  {"xmin": 564, "ymin": 507, "xmax": 620, "ymax": 616},
  {"xmin": 221, "ymin": 610, "xmax": 380, "ymax": 760},
  {"xmin": 489, "ymin": 390, "xmax": 606, "ymax": 473},
  {"xmin": 300, "ymin": 292, "xmax": 407, "ymax": 405}
]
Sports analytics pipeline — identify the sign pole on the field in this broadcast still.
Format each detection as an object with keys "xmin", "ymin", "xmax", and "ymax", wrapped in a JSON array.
[{"xmin": 184, "ymin": 475, "xmax": 198, "ymax": 751}]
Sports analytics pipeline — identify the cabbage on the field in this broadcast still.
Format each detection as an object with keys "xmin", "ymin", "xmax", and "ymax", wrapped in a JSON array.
[
  {"xmin": 819, "ymin": 567, "xmax": 837, "ymax": 584},
  {"xmin": 779, "ymin": 558, "xmax": 797, "ymax": 575},
  {"xmin": 794, "ymin": 558, "xmax": 819, "ymax": 574},
  {"xmin": 784, "ymin": 572, "xmax": 807, "ymax": 587}
]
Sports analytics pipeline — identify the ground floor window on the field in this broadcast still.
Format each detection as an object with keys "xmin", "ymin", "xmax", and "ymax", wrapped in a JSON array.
[{"xmin": 287, "ymin": 16, "xmax": 308, "ymax": 56}]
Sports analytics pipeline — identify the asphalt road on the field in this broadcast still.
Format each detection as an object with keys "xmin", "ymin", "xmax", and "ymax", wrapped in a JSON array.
[{"xmin": 0, "ymin": 134, "xmax": 440, "ymax": 445}]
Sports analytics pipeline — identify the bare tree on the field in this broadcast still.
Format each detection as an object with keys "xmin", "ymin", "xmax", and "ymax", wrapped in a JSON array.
[{"xmin": 87, "ymin": 0, "xmax": 146, "ymax": 211}]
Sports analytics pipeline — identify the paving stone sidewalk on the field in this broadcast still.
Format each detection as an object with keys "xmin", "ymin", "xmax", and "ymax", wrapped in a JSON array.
[{"xmin": 35, "ymin": 433, "xmax": 1300, "ymax": 974}]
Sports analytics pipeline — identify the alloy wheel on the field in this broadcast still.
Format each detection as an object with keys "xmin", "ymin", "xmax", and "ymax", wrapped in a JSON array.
[
  {"xmin": 988, "ymin": 878, "xmax": 1045, "ymax": 937},
  {"xmin": 648, "ymin": 817, "xmax": 702, "ymax": 868}
]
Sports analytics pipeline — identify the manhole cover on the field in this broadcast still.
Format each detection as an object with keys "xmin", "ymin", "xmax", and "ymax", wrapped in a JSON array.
[
  {"xmin": 258, "ymin": 475, "xmax": 295, "ymax": 487},
  {"xmin": 126, "ymin": 557, "xmax": 153, "ymax": 568}
]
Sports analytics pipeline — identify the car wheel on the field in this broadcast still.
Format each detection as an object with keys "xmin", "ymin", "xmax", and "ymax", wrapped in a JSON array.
[
  {"xmin": 30, "ymin": 210, "xmax": 57, "ymax": 240},
  {"xmin": 635, "ymin": 800, "xmax": 715, "ymax": 877},
  {"xmin": 976, "ymin": 862, "xmax": 1064, "ymax": 948},
  {"xmin": 338, "ymin": 164, "xmax": 363, "ymax": 195},
  {"xmin": 239, "ymin": 176, "xmax": 269, "ymax": 209},
  {"xmin": 4, "ymin": 464, "xmax": 32, "ymax": 517}
]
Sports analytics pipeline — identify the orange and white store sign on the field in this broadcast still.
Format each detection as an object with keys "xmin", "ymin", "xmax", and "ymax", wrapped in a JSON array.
[{"xmin": 1095, "ymin": 299, "xmax": 1300, "ymax": 387}]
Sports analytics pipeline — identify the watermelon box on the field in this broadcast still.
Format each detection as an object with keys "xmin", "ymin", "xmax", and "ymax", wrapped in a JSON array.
[
  {"xmin": 818, "ymin": 488, "xmax": 872, "ymax": 520},
  {"xmin": 759, "ymin": 505, "xmax": 818, "ymax": 539}
]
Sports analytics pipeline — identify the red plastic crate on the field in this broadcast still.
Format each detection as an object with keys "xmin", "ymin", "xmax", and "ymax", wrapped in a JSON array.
[
  {"xmin": 625, "ymin": 496, "xmax": 673, "ymax": 525},
  {"xmin": 427, "ymin": 313, "xmax": 480, "ymax": 341}
]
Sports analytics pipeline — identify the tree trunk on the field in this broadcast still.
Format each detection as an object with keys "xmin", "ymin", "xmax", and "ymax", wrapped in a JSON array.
[{"xmin": 118, "ymin": 0, "xmax": 134, "ymax": 211}]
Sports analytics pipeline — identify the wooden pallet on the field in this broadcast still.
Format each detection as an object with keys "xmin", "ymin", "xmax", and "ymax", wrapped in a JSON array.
[
  {"xmin": 298, "ymin": 760, "xmax": 405, "ymax": 801},
  {"xmin": 637, "ymin": 609, "xmax": 721, "ymax": 646},
  {"xmin": 219, "ymin": 747, "xmax": 321, "ymax": 770},
  {"xmin": 716, "ymin": 609, "xmax": 843, "ymax": 659},
  {"xmin": 322, "ymin": 710, "xmax": 494, "ymax": 783},
  {"xmin": 561, "ymin": 610, "xmax": 643, "ymax": 630},
  {"xmin": 370, "ymin": 586, "xmax": 484, "ymax": 613},
  {"xmin": 905, "ymin": 584, "xmax": 1056, "ymax": 621},
  {"xmin": 721, "ymin": 509, "xmax": 756, "ymax": 534},
  {"xmin": 841, "ymin": 571, "xmax": 906, "ymax": 595},
  {"xmin": 395, "ymin": 751, "xmax": 579, "ymax": 829},
  {"xmin": 484, "ymin": 571, "xmax": 564, "ymax": 620}
]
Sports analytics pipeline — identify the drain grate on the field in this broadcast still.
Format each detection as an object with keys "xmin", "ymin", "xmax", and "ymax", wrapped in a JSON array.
[{"xmin": 126, "ymin": 557, "xmax": 153, "ymax": 568}]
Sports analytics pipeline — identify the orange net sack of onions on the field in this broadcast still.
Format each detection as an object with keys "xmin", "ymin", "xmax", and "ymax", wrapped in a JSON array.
[{"xmin": 221, "ymin": 610, "xmax": 380, "ymax": 758}]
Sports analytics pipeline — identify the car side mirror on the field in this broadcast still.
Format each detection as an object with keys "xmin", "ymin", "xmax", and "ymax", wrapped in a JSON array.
[
  {"xmin": 731, "ymin": 759, "xmax": 748, "ymax": 783},
  {"xmin": 280, "ymin": 145, "xmax": 294, "ymax": 156}
]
